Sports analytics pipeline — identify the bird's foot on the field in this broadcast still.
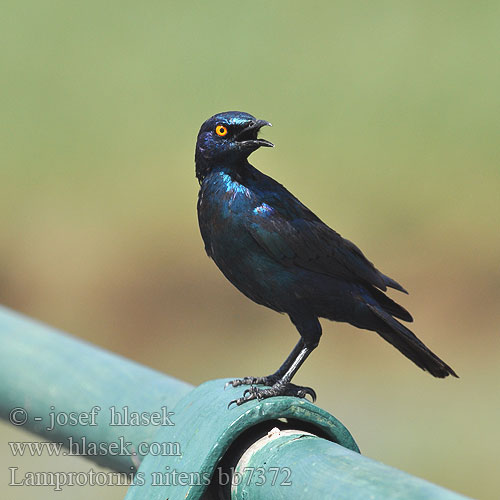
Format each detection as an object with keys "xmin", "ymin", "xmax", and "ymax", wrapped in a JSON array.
[
  {"xmin": 224, "ymin": 374, "xmax": 280, "ymax": 389},
  {"xmin": 228, "ymin": 382, "xmax": 317, "ymax": 407}
]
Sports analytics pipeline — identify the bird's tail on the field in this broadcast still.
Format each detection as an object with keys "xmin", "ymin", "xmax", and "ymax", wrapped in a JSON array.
[{"xmin": 367, "ymin": 304, "xmax": 458, "ymax": 378}]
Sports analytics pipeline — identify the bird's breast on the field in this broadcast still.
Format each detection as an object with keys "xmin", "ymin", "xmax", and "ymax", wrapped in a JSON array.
[
  {"xmin": 196, "ymin": 171, "xmax": 299, "ymax": 312},
  {"xmin": 198, "ymin": 172, "xmax": 257, "ymax": 255}
]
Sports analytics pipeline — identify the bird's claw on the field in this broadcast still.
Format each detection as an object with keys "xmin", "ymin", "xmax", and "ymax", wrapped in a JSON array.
[
  {"xmin": 227, "ymin": 382, "xmax": 317, "ymax": 407},
  {"xmin": 295, "ymin": 384, "xmax": 317, "ymax": 402}
]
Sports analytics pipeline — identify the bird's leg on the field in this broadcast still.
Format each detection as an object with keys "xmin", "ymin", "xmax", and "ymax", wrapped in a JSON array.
[
  {"xmin": 228, "ymin": 316, "xmax": 321, "ymax": 406},
  {"xmin": 225, "ymin": 339, "xmax": 304, "ymax": 389}
]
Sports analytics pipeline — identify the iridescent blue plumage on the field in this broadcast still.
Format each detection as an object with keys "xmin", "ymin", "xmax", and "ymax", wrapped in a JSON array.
[
  {"xmin": 195, "ymin": 111, "xmax": 457, "ymax": 406},
  {"xmin": 253, "ymin": 202, "xmax": 273, "ymax": 215}
]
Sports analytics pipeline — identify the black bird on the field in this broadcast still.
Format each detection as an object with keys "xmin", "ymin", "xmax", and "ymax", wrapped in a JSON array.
[{"xmin": 195, "ymin": 111, "xmax": 457, "ymax": 406}]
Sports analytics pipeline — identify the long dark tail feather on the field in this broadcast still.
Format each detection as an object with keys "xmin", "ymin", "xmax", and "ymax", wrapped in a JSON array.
[
  {"xmin": 367, "ymin": 304, "xmax": 458, "ymax": 378},
  {"xmin": 368, "ymin": 286, "xmax": 413, "ymax": 322},
  {"xmin": 381, "ymin": 272, "xmax": 408, "ymax": 294}
]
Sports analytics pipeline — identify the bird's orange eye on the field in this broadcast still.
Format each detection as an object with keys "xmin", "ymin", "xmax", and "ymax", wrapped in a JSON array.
[{"xmin": 216, "ymin": 125, "xmax": 228, "ymax": 137}]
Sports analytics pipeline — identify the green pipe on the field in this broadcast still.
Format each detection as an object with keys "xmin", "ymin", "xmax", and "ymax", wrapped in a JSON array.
[
  {"xmin": 0, "ymin": 305, "xmax": 193, "ymax": 472},
  {"xmin": 232, "ymin": 429, "xmax": 470, "ymax": 500},
  {"xmin": 125, "ymin": 379, "xmax": 359, "ymax": 499},
  {"xmin": 0, "ymin": 306, "xmax": 470, "ymax": 499}
]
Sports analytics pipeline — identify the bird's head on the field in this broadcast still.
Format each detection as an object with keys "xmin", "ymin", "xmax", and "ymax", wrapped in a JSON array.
[{"xmin": 195, "ymin": 111, "xmax": 273, "ymax": 181}]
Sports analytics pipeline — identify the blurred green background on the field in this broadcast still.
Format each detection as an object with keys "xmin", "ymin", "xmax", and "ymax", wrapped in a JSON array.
[{"xmin": 1, "ymin": 1, "xmax": 499, "ymax": 499}]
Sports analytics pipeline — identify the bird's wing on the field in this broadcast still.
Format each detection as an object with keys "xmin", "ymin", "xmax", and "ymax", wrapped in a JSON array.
[{"xmin": 247, "ymin": 207, "xmax": 406, "ymax": 293}]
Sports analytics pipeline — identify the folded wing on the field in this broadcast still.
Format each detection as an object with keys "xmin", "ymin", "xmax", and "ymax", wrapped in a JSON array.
[{"xmin": 247, "ymin": 205, "xmax": 407, "ymax": 294}]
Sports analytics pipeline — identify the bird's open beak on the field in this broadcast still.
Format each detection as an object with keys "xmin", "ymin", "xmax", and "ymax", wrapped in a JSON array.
[{"xmin": 235, "ymin": 120, "xmax": 274, "ymax": 149}]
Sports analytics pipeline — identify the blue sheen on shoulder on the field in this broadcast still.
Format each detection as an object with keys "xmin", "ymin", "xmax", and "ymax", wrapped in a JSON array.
[
  {"xmin": 253, "ymin": 202, "xmax": 273, "ymax": 215},
  {"xmin": 219, "ymin": 172, "xmax": 250, "ymax": 198}
]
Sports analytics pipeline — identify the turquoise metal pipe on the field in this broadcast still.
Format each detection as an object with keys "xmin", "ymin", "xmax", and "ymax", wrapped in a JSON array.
[
  {"xmin": 126, "ymin": 380, "xmax": 469, "ymax": 500},
  {"xmin": 0, "ymin": 305, "xmax": 193, "ymax": 472},
  {"xmin": 0, "ymin": 306, "xmax": 470, "ymax": 499},
  {"xmin": 125, "ymin": 379, "xmax": 360, "ymax": 500},
  {"xmin": 231, "ymin": 430, "xmax": 470, "ymax": 500}
]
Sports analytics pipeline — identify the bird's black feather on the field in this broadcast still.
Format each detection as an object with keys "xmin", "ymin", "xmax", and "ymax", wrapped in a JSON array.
[{"xmin": 195, "ymin": 111, "xmax": 457, "ymax": 404}]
